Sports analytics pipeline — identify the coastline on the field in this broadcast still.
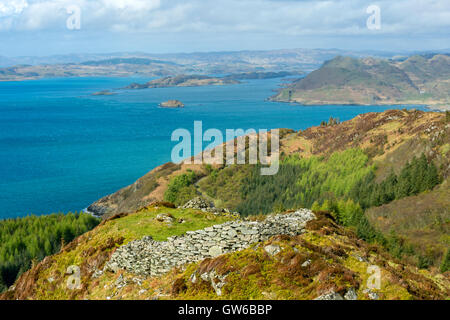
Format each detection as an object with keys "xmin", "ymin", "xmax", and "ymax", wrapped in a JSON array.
[
  {"xmin": 82, "ymin": 207, "xmax": 102, "ymax": 219},
  {"xmin": 269, "ymin": 96, "xmax": 449, "ymax": 112},
  {"xmin": 425, "ymin": 104, "xmax": 450, "ymax": 112}
]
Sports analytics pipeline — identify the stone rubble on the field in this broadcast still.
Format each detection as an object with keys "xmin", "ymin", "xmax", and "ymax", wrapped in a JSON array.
[
  {"xmin": 344, "ymin": 288, "xmax": 358, "ymax": 300},
  {"xmin": 363, "ymin": 288, "xmax": 379, "ymax": 300},
  {"xmin": 181, "ymin": 197, "xmax": 240, "ymax": 216},
  {"xmin": 105, "ymin": 209, "xmax": 316, "ymax": 277},
  {"xmin": 315, "ymin": 288, "xmax": 359, "ymax": 300},
  {"xmin": 314, "ymin": 291, "xmax": 344, "ymax": 300}
]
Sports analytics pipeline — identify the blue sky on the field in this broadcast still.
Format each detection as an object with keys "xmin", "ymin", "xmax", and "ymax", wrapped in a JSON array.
[{"xmin": 0, "ymin": 0, "xmax": 449, "ymax": 56}]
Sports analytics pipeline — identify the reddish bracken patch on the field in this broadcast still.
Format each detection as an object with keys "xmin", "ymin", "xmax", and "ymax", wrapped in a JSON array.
[{"xmin": 171, "ymin": 277, "xmax": 188, "ymax": 296}]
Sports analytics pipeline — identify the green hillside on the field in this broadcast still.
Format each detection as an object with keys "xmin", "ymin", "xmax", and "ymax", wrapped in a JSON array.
[
  {"xmin": 271, "ymin": 54, "xmax": 450, "ymax": 108},
  {"xmin": 2, "ymin": 110, "xmax": 449, "ymax": 300}
]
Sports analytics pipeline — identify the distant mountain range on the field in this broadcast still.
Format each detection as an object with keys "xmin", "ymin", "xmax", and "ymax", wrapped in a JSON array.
[
  {"xmin": 0, "ymin": 48, "xmax": 408, "ymax": 81},
  {"xmin": 1, "ymin": 50, "xmax": 448, "ymax": 111},
  {"xmin": 271, "ymin": 53, "xmax": 450, "ymax": 109}
]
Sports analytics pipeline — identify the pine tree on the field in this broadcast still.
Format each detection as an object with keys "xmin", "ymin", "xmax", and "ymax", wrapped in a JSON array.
[
  {"xmin": 425, "ymin": 161, "xmax": 439, "ymax": 190},
  {"xmin": 440, "ymin": 249, "xmax": 450, "ymax": 273},
  {"xmin": 311, "ymin": 201, "xmax": 321, "ymax": 212}
]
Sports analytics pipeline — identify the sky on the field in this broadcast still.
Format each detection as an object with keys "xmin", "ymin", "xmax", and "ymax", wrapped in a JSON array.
[{"xmin": 0, "ymin": 0, "xmax": 449, "ymax": 56}]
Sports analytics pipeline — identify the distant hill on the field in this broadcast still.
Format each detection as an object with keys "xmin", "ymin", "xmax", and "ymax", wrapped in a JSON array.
[
  {"xmin": 223, "ymin": 71, "xmax": 302, "ymax": 80},
  {"xmin": 123, "ymin": 72, "xmax": 299, "ymax": 90},
  {"xmin": 80, "ymin": 58, "xmax": 180, "ymax": 66},
  {"xmin": 0, "ymin": 48, "xmax": 392, "ymax": 81},
  {"xmin": 271, "ymin": 54, "xmax": 450, "ymax": 109},
  {"xmin": 124, "ymin": 75, "xmax": 239, "ymax": 89}
]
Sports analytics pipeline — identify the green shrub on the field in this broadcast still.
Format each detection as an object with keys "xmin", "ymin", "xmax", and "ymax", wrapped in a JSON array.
[
  {"xmin": 164, "ymin": 170, "xmax": 199, "ymax": 206},
  {"xmin": 440, "ymin": 249, "xmax": 450, "ymax": 273}
]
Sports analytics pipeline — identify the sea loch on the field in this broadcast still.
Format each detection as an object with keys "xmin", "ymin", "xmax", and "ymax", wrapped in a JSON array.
[{"xmin": 0, "ymin": 76, "xmax": 426, "ymax": 218}]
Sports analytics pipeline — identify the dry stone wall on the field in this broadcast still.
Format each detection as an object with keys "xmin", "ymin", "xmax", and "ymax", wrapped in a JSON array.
[{"xmin": 105, "ymin": 209, "xmax": 315, "ymax": 277}]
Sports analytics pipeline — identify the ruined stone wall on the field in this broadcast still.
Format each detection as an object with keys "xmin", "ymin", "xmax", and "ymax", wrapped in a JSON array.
[{"xmin": 105, "ymin": 209, "xmax": 315, "ymax": 277}]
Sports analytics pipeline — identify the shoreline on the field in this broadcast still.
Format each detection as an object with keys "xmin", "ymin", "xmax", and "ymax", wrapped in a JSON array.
[
  {"xmin": 268, "ymin": 97, "xmax": 449, "ymax": 112},
  {"xmin": 82, "ymin": 208, "xmax": 102, "ymax": 219}
]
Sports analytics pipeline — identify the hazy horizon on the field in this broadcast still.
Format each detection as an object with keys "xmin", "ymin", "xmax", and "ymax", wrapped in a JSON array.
[
  {"xmin": 2, "ymin": 46, "xmax": 450, "ymax": 60},
  {"xmin": 0, "ymin": 0, "xmax": 449, "ymax": 57}
]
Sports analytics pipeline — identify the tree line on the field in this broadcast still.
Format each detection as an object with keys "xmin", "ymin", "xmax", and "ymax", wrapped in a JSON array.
[
  {"xmin": 236, "ymin": 149, "xmax": 441, "ymax": 268},
  {"xmin": 0, "ymin": 212, "xmax": 99, "ymax": 292}
]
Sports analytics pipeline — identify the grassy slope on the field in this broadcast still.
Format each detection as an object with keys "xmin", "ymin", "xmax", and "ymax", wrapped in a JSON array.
[
  {"xmin": 171, "ymin": 213, "xmax": 449, "ymax": 300},
  {"xmin": 366, "ymin": 181, "xmax": 450, "ymax": 265},
  {"xmin": 1, "ymin": 205, "xmax": 236, "ymax": 300},
  {"xmin": 271, "ymin": 54, "xmax": 450, "ymax": 106},
  {"xmin": 2, "ymin": 209, "xmax": 448, "ymax": 300}
]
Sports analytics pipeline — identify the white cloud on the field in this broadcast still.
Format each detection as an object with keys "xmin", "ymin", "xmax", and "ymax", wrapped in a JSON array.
[
  {"xmin": 100, "ymin": 0, "xmax": 160, "ymax": 11},
  {"xmin": 0, "ymin": 0, "xmax": 28, "ymax": 17},
  {"xmin": 0, "ymin": 0, "xmax": 449, "ymax": 37}
]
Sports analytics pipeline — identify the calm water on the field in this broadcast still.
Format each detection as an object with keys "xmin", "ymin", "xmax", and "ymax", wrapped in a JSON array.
[{"xmin": 0, "ymin": 77, "xmax": 426, "ymax": 218}]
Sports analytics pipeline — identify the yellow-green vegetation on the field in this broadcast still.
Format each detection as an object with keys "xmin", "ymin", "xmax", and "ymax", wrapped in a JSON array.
[
  {"xmin": 1, "ymin": 205, "xmax": 235, "ymax": 300},
  {"xmin": 366, "ymin": 181, "xmax": 450, "ymax": 268},
  {"xmin": 2, "ymin": 208, "xmax": 448, "ymax": 300},
  {"xmin": 167, "ymin": 214, "xmax": 448, "ymax": 300},
  {"xmin": 440, "ymin": 143, "xmax": 450, "ymax": 156},
  {"xmin": 238, "ymin": 148, "xmax": 374, "ymax": 215},
  {"xmin": 164, "ymin": 170, "xmax": 200, "ymax": 206},
  {"xmin": 23, "ymin": 211, "xmax": 448, "ymax": 301},
  {"xmin": 197, "ymin": 165, "xmax": 252, "ymax": 210}
]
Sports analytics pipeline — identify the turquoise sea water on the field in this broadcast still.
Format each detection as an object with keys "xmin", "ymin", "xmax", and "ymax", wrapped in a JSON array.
[{"xmin": 0, "ymin": 77, "xmax": 426, "ymax": 218}]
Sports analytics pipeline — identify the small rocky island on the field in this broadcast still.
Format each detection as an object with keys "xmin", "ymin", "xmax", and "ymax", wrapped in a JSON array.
[
  {"xmin": 91, "ymin": 90, "xmax": 116, "ymax": 96},
  {"xmin": 159, "ymin": 100, "xmax": 185, "ymax": 108}
]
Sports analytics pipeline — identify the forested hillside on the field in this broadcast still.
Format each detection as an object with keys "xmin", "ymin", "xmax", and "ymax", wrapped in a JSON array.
[{"xmin": 0, "ymin": 213, "xmax": 100, "ymax": 292}]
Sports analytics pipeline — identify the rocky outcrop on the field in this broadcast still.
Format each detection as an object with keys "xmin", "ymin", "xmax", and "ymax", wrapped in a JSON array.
[
  {"xmin": 105, "ymin": 209, "xmax": 316, "ymax": 277},
  {"xmin": 181, "ymin": 197, "xmax": 213, "ymax": 210},
  {"xmin": 91, "ymin": 90, "xmax": 116, "ymax": 96},
  {"xmin": 159, "ymin": 100, "xmax": 184, "ymax": 108},
  {"xmin": 180, "ymin": 197, "xmax": 240, "ymax": 216}
]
